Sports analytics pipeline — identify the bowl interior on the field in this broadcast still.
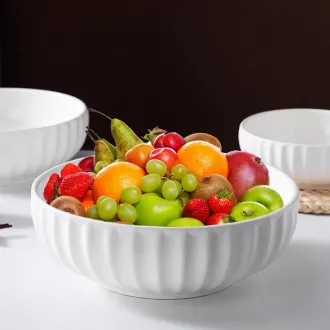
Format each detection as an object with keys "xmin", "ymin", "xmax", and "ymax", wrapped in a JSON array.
[
  {"xmin": 242, "ymin": 109, "xmax": 330, "ymax": 145},
  {"xmin": 0, "ymin": 88, "xmax": 86, "ymax": 132},
  {"xmin": 33, "ymin": 157, "xmax": 298, "ymax": 227}
]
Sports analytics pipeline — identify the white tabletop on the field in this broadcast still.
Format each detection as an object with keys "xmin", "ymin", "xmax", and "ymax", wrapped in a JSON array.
[{"xmin": 1, "ymin": 152, "xmax": 330, "ymax": 330}]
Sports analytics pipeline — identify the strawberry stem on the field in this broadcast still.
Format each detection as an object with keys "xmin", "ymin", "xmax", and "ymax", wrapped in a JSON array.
[
  {"xmin": 50, "ymin": 183, "xmax": 60, "ymax": 204},
  {"xmin": 216, "ymin": 189, "xmax": 232, "ymax": 199}
]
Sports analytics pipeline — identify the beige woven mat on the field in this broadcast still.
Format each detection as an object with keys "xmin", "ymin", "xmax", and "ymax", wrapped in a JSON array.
[{"xmin": 299, "ymin": 190, "xmax": 330, "ymax": 215}]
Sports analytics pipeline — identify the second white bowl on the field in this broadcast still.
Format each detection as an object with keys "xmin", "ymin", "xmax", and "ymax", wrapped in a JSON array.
[
  {"xmin": 239, "ymin": 109, "xmax": 330, "ymax": 189},
  {"xmin": 0, "ymin": 88, "xmax": 88, "ymax": 185}
]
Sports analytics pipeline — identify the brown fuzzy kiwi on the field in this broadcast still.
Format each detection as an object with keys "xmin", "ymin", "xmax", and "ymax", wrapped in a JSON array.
[
  {"xmin": 51, "ymin": 196, "xmax": 86, "ymax": 217},
  {"xmin": 184, "ymin": 133, "xmax": 222, "ymax": 149},
  {"xmin": 191, "ymin": 174, "xmax": 237, "ymax": 205}
]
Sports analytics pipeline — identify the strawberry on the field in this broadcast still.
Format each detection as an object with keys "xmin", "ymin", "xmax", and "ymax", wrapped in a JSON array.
[
  {"xmin": 59, "ymin": 172, "xmax": 94, "ymax": 201},
  {"xmin": 206, "ymin": 213, "xmax": 235, "ymax": 226},
  {"xmin": 60, "ymin": 163, "xmax": 83, "ymax": 178},
  {"xmin": 183, "ymin": 198, "xmax": 210, "ymax": 223},
  {"xmin": 208, "ymin": 189, "xmax": 233, "ymax": 214},
  {"xmin": 43, "ymin": 173, "xmax": 61, "ymax": 203}
]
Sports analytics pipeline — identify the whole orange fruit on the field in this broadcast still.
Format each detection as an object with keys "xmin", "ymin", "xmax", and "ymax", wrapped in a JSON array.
[
  {"xmin": 92, "ymin": 161, "xmax": 146, "ymax": 201},
  {"xmin": 125, "ymin": 143, "xmax": 155, "ymax": 169},
  {"xmin": 177, "ymin": 141, "xmax": 228, "ymax": 178}
]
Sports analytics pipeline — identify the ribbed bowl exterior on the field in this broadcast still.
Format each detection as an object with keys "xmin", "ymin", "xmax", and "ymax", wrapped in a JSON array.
[
  {"xmin": 239, "ymin": 122, "xmax": 330, "ymax": 189},
  {"xmin": 0, "ymin": 110, "xmax": 88, "ymax": 185},
  {"xmin": 31, "ymin": 161, "xmax": 299, "ymax": 299}
]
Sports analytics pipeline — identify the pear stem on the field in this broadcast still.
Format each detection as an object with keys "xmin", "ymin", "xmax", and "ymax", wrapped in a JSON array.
[
  {"xmin": 89, "ymin": 108, "xmax": 112, "ymax": 121},
  {"xmin": 86, "ymin": 126, "xmax": 101, "ymax": 140},
  {"xmin": 85, "ymin": 129, "xmax": 96, "ymax": 143}
]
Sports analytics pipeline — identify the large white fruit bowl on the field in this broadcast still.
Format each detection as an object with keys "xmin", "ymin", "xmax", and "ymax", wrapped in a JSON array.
[
  {"xmin": 239, "ymin": 109, "xmax": 330, "ymax": 189},
  {"xmin": 0, "ymin": 88, "xmax": 88, "ymax": 185},
  {"xmin": 31, "ymin": 158, "xmax": 299, "ymax": 300}
]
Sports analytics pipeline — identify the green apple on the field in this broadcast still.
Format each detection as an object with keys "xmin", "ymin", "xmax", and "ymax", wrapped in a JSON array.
[
  {"xmin": 230, "ymin": 201, "xmax": 270, "ymax": 221},
  {"xmin": 167, "ymin": 218, "xmax": 204, "ymax": 227},
  {"xmin": 135, "ymin": 193, "xmax": 183, "ymax": 226},
  {"xmin": 241, "ymin": 185, "xmax": 284, "ymax": 212}
]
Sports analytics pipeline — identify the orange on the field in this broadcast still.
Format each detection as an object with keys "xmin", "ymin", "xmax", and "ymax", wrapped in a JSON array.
[
  {"xmin": 124, "ymin": 143, "xmax": 155, "ymax": 169},
  {"xmin": 92, "ymin": 161, "xmax": 146, "ymax": 201},
  {"xmin": 81, "ymin": 190, "xmax": 95, "ymax": 212},
  {"xmin": 177, "ymin": 141, "xmax": 228, "ymax": 178}
]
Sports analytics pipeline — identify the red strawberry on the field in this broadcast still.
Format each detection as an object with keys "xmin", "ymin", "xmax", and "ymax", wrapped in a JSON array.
[
  {"xmin": 43, "ymin": 173, "xmax": 61, "ymax": 203},
  {"xmin": 208, "ymin": 189, "xmax": 233, "ymax": 214},
  {"xmin": 183, "ymin": 198, "xmax": 210, "ymax": 223},
  {"xmin": 206, "ymin": 213, "xmax": 234, "ymax": 226},
  {"xmin": 59, "ymin": 172, "xmax": 94, "ymax": 201},
  {"xmin": 60, "ymin": 163, "xmax": 83, "ymax": 178}
]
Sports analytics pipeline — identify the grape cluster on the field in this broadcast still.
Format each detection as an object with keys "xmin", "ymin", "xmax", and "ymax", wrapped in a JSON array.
[
  {"xmin": 86, "ymin": 160, "xmax": 198, "ymax": 222},
  {"xmin": 87, "ymin": 186, "xmax": 142, "ymax": 223},
  {"xmin": 142, "ymin": 160, "xmax": 197, "ymax": 200}
]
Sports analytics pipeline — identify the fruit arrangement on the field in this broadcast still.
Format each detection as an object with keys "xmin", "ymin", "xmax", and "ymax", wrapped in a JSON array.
[{"xmin": 43, "ymin": 110, "xmax": 284, "ymax": 227}]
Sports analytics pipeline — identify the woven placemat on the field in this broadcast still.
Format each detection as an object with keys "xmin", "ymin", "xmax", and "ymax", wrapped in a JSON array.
[{"xmin": 299, "ymin": 189, "xmax": 330, "ymax": 214}]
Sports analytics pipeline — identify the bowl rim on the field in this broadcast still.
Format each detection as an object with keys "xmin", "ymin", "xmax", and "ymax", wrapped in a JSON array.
[
  {"xmin": 240, "ymin": 108, "xmax": 330, "ymax": 148},
  {"xmin": 0, "ymin": 87, "xmax": 87, "ymax": 134},
  {"xmin": 31, "ymin": 156, "xmax": 299, "ymax": 230}
]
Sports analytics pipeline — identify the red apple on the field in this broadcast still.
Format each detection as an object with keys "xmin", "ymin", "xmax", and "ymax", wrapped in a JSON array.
[
  {"xmin": 163, "ymin": 132, "xmax": 186, "ymax": 152},
  {"xmin": 78, "ymin": 156, "xmax": 95, "ymax": 172},
  {"xmin": 226, "ymin": 151, "xmax": 269, "ymax": 201},
  {"xmin": 148, "ymin": 148, "xmax": 179, "ymax": 170}
]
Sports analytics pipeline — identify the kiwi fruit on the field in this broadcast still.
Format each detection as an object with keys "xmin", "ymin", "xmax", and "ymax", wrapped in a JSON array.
[
  {"xmin": 184, "ymin": 133, "xmax": 222, "ymax": 149},
  {"xmin": 51, "ymin": 196, "xmax": 86, "ymax": 217},
  {"xmin": 192, "ymin": 174, "xmax": 237, "ymax": 205}
]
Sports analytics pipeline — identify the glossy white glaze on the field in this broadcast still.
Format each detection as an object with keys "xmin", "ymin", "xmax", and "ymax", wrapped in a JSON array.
[{"xmin": 0, "ymin": 88, "xmax": 88, "ymax": 185}]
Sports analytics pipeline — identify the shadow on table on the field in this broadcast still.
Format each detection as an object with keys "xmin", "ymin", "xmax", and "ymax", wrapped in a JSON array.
[{"xmin": 109, "ymin": 241, "xmax": 330, "ymax": 330}]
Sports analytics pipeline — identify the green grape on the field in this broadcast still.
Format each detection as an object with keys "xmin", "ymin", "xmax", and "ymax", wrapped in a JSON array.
[
  {"xmin": 140, "ymin": 174, "xmax": 162, "ymax": 192},
  {"xmin": 117, "ymin": 203, "xmax": 137, "ymax": 223},
  {"xmin": 89, "ymin": 172, "xmax": 96, "ymax": 178},
  {"xmin": 95, "ymin": 160, "xmax": 110, "ymax": 173},
  {"xmin": 174, "ymin": 180, "xmax": 182, "ymax": 195},
  {"xmin": 120, "ymin": 186, "xmax": 142, "ymax": 204},
  {"xmin": 97, "ymin": 196, "xmax": 109, "ymax": 206},
  {"xmin": 187, "ymin": 170, "xmax": 198, "ymax": 178},
  {"xmin": 180, "ymin": 191, "xmax": 191, "ymax": 206},
  {"xmin": 181, "ymin": 174, "xmax": 198, "ymax": 192},
  {"xmin": 171, "ymin": 164, "xmax": 187, "ymax": 181},
  {"xmin": 97, "ymin": 197, "xmax": 118, "ymax": 221},
  {"xmin": 162, "ymin": 180, "xmax": 179, "ymax": 200},
  {"xmin": 86, "ymin": 205, "xmax": 99, "ymax": 219},
  {"xmin": 155, "ymin": 178, "xmax": 165, "ymax": 195},
  {"xmin": 146, "ymin": 160, "xmax": 167, "ymax": 177}
]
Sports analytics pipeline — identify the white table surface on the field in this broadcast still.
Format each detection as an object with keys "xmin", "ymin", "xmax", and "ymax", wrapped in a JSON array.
[{"xmin": 1, "ymin": 151, "xmax": 330, "ymax": 330}]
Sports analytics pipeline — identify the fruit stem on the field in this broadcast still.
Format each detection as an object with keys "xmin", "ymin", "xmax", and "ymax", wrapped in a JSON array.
[
  {"xmin": 85, "ymin": 129, "xmax": 96, "ymax": 143},
  {"xmin": 255, "ymin": 157, "xmax": 261, "ymax": 163},
  {"xmin": 243, "ymin": 211, "xmax": 248, "ymax": 216},
  {"xmin": 89, "ymin": 108, "xmax": 112, "ymax": 121},
  {"xmin": 86, "ymin": 126, "xmax": 101, "ymax": 140}
]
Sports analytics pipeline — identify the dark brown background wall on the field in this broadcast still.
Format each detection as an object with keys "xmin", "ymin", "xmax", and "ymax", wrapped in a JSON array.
[{"xmin": 2, "ymin": 1, "xmax": 330, "ymax": 151}]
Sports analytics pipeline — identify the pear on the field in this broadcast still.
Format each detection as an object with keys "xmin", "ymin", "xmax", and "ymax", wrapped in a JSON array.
[
  {"xmin": 89, "ymin": 109, "xmax": 143, "ymax": 159},
  {"xmin": 85, "ymin": 127, "xmax": 115, "ymax": 165},
  {"xmin": 111, "ymin": 118, "xmax": 143, "ymax": 159}
]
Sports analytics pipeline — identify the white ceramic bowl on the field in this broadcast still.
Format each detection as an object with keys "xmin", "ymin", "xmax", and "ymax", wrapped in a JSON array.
[
  {"xmin": 239, "ymin": 109, "xmax": 330, "ymax": 189},
  {"xmin": 31, "ymin": 158, "xmax": 299, "ymax": 299},
  {"xmin": 0, "ymin": 88, "xmax": 88, "ymax": 185}
]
